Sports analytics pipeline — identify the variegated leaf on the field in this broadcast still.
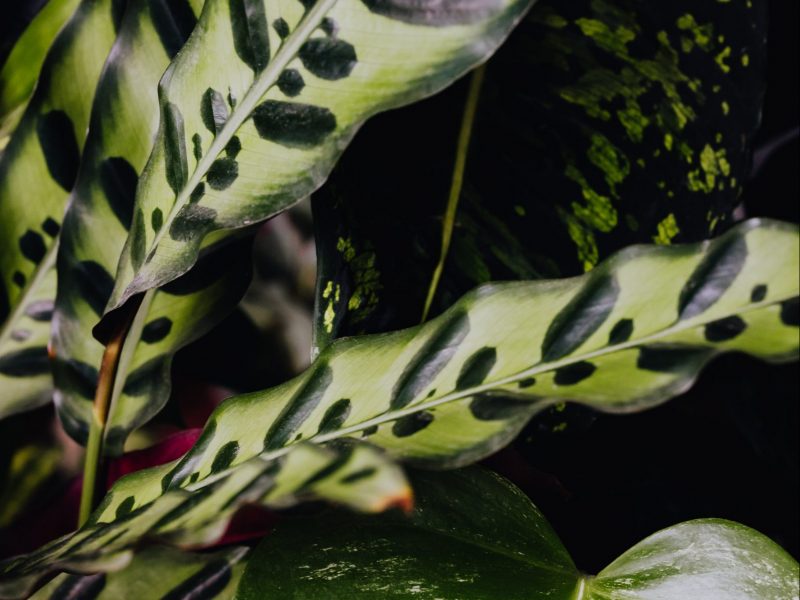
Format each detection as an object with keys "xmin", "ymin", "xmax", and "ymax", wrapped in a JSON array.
[
  {"xmin": 0, "ymin": 0, "xmax": 123, "ymax": 420},
  {"xmin": 2, "ymin": 218, "xmax": 795, "ymax": 594},
  {"xmin": 29, "ymin": 545, "xmax": 248, "ymax": 600},
  {"xmin": 153, "ymin": 219, "xmax": 800, "ymax": 479},
  {"xmin": 0, "ymin": 0, "xmax": 82, "ymax": 146},
  {"xmin": 103, "ymin": 0, "xmax": 535, "ymax": 313},
  {"xmin": 237, "ymin": 467, "xmax": 800, "ymax": 599},
  {"xmin": 311, "ymin": 0, "xmax": 768, "ymax": 348},
  {"xmin": 50, "ymin": 0, "xmax": 256, "ymax": 456},
  {"xmin": 0, "ymin": 440, "xmax": 409, "ymax": 597}
]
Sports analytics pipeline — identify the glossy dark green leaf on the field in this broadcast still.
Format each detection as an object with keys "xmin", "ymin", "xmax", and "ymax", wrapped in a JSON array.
[{"xmin": 237, "ymin": 468, "xmax": 800, "ymax": 599}]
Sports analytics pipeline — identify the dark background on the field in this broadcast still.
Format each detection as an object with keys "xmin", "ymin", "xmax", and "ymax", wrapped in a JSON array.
[{"xmin": 0, "ymin": 0, "xmax": 797, "ymax": 576}]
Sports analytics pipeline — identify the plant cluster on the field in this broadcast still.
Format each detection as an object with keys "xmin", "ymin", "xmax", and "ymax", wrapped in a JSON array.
[{"xmin": 0, "ymin": 0, "xmax": 797, "ymax": 597}]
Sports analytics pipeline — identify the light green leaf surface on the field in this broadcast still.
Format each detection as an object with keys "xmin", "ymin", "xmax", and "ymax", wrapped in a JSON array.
[
  {"xmin": 104, "ymin": 0, "xmax": 535, "ymax": 313},
  {"xmin": 236, "ymin": 468, "xmax": 800, "ymax": 599},
  {"xmin": 30, "ymin": 545, "xmax": 248, "ymax": 600},
  {"xmin": 0, "ymin": 0, "xmax": 123, "ymax": 420},
  {"xmin": 0, "ymin": 440, "xmax": 409, "ymax": 598},
  {"xmin": 50, "ymin": 0, "xmax": 255, "ymax": 456},
  {"xmin": 2, "ymin": 218, "xmax": 796, "ymax": 595},
  {"xmin": 156, "ymin": 218, "xmax": 800, "ymax": 479},
  {"xmin": 0, "ymin": 0, "xmax": 82, "ymax": 145}
]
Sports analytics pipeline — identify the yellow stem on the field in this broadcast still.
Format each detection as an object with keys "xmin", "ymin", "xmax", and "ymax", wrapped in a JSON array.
[{"xmin": 421, "ymin": 64, "xmax": 486, "ymax": 322}]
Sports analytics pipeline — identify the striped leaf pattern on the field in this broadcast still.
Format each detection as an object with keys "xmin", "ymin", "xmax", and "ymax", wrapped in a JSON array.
[
  {"xmin": 0, "ymin": 0, "xmax": 123, "ymax": 419},
  {"xmin": 238, "ymin": 468, "xmax": 800, "ymax": 599},
  {"xmin": 103, "ymin": 0, "xmax": 535, "ymax": 313},
  {"xmin": 0, "ymin": 0, "xmax": 81, "ymax": 146},
  {"xmin": 30, "ymin": 545, "xmax": 248, "ymax": 600},
  {"xmin": 0, "ymin": 440, "xmax": 409, "ymax": 596},
  {"xmin": 50, "ymin": 0, "xmax": 255, "ymax": 455}
]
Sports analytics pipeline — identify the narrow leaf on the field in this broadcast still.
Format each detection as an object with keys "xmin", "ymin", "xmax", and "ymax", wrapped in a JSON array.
[
  {"xmin": 0, "ymin": 0, "xmax": 81, "ymax": 144},
  {"xmin": 0, "ymin": 441, "xmax": 409, "ymax": 596},
  {"xmin": 103, "ymin": 0, "xmax": 535, "ymax": 313},
  {"xmin": 0, "ymin": 0, "xmax": 123, "ymax": 419},
  {"xmin": 1, "ymin": 219, "xmax": 796, "ymax": 590},
  {"xmin": 51, "ymin": 0, "xmax": 255, "ymax": 455}
]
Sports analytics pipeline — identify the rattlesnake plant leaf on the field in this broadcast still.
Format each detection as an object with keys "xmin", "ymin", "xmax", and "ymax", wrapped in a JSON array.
[
  {"xmin": 30, "ymin": 545, "xmax": 248, "ymax": 600},
  {"xmin": 1, "ymin": 218, "xmax": 796, "ymax": 594},
  {"xmin": 0, "ymin": 440, "xmax": 409, "ymax": 597},
  {"xmin": 102, "ymin": 0, "xmax": 536, "ymax": 314},
  {"xmin": 237, "ymin": 467, "xmax": 800, "ymax": 599},
  {"xmin": 311, "ymin": 0, "xmax": 768, "ymax": 348},
  {"xmin": 0, "ymin": 0, "xmax": 82, "ymax": 147},
  {"xmin": 0, "ymin": 0, "xmax": 124, "ymax": 420},
  {"xmin": 50, "ymin": 0, "xmax": 255, "ymax": 455}
]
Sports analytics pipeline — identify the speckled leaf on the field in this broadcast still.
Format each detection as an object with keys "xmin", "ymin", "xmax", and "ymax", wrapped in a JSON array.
[
  {"xmin": 133, "ymin": 219, "xmax": 798, "ymax": 480},
  {"xmin": 0, "ymin": 441, "xmax": 409, "ymax": 597},
  {"xmin": 50, "ymin": 0, "xmax": 255, "ymax": 456},
  {"xmin": 311, "ymin": 0, "xmax": 768, "ymax": 348},
  {"xmin": 2, "ymin": 219, "xmax": 797, "ymax": 595},
  {"xmin": 0, "ymin": 0, "xmax": 123, "ymax": 420},
  {"xmin": 0, "ymin": 0, "xmax": 81, "ymax": 146},
  {"xmin": 102, "ymin": 0, "xmax": 536, "ymax": 314},
  {"xmin": 30, "ymin": 545, "xmax": 248, "ymax": 600},
  {"xmin": 236, "ymin": 468, "xmax": 799, "ymax": 599}
]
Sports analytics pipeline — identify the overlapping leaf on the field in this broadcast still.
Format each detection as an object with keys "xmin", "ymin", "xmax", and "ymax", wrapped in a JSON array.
[
  {"xmin": 103, "ymin": 0, "xmax": 536, "ymax": 313},
  {"xmin": 0, "ymin": 440, "xmax": 408, "ymax": 597},
  {"xmin": 311, "ymin": 0, "xmax": 768, "ymax": 347},
  {"xmin": 0, "ymin": 0, "xmax": 123, "ymax": 419},
  {"xmin": 238, "ymin": 468, "xmax": 800, "ymax": 599},
  {"xmin": 30, "ymin": 545, "xmax": 248, "ymax": 600},
  {"xmin": 49, "ymin": 0, "xmax": 258, "ymax": 456},
  {"xmin": 0, "ymin": 0, "xmax": 81, "ymax": 146},
  {"xmin": 2, "ymin": 218, "xmax": 796, "ymax": 594}
]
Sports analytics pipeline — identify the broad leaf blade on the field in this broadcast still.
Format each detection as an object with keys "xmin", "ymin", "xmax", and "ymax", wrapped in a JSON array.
[
  {"xmin": 237, "ymin": 469, "xmax": 799, "ymax": 599},
  {"xmin": 0, "ymin": 0, "xmax": 123, "ymax": 419},
  {"xmin": 237, "ymin": 468, "xmax": 579, "ymax": 599},
  {"xmin": 29, "ymin": 545, "xmax": 248, "ymax": 600},
  {"xmin": 0, "ymin": 441, "xmax": 409, "ymax": 596},
  {"xmin": 104, "ymin": 0, "xmax": 536, "ymax": 312},
  {"xmin": 50, "ymin": 0, "xmax": 253, "ymax": 455},
  {"xmin": 589, "ymin": 520, "xmax": 800, "ymax": 599},
  {"xmin": 0, "ymin": 0, "xmax": 82, "ymax": 145}
]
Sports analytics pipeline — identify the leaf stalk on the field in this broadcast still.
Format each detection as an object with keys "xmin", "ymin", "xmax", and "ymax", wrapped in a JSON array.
[{"xmin": 422, "ymin": 63, "xmax": 486, "ymax": 322}]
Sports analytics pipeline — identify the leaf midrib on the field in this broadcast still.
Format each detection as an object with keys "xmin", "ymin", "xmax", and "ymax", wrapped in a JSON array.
[
  {"xmin": 385, "ymin": 518, "xmax": 579, "ymax": 579},
  {"xmin": 302, "ymin": 292, "xmax": 797, "ymax": 450},
  {"xmin": 150, "ymin": 0, "xmax": 339, "ymax": 258}
]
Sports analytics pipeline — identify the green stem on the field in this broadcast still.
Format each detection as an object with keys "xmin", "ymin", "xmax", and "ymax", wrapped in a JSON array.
[
  {"xmin": 421, "ymin": 64, "xmax": 486, "ymax": 323},
  {"xmin": 77, "ymin": 303, "xmax": 138, "ymax": 527}
]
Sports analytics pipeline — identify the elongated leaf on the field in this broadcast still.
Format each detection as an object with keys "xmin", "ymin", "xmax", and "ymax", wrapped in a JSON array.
[
  {"xmin": 49, "ymin": 0, "xmax": 255, "ymax": 455},
  {"xmin": 311, "ymin": 0, "xmax": 768, "ymax": 347},
  {"xmin": 237, "ymin": 468, "xmax": 800, "ymax": 599},
  {"xmin": 149, "ymin": 218, "xmax": 800, "ymax": 479},
  {"xmin": 0, "ymin": 440, "xmax": 409, "ymax": 597},
  {"xmin": 2, "ymin": 218, "xmax": 795, "ymax": 593},
  {"xmin": 103, "ymin": 0, "xmax": 535, "ymax": 313},
  {"xmin": 30, "ymin": 545, "xmax": 248, "ymax": 600},
  {"xmin": 0, "ymin": 0, "xmax": 82, "ymax": 146},
  {"xmin": 0, "ymin": 0, "xmax": 123, "ymax": 420}
]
